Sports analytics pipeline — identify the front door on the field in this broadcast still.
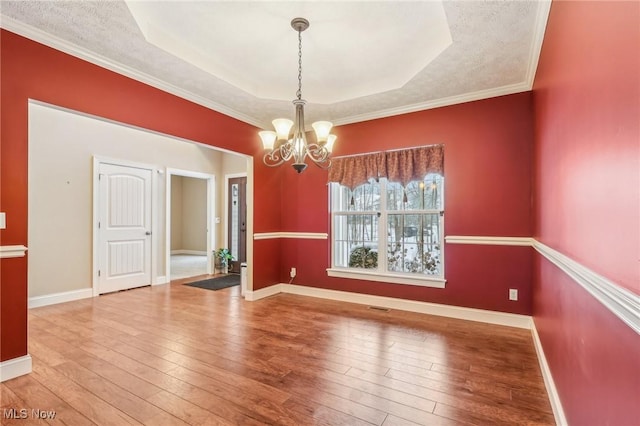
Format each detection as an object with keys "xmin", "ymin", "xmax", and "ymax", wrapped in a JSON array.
[
  {"xmin": 227, "ymin": 176, "xmax": 246, "ymax": 274},
  {"xmin": 97, "ymin": 163, "xmax": 152, "ymax": 294}
]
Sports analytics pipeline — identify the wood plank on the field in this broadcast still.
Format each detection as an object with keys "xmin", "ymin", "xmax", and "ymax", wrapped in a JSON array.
[
  {"xmin": 3, "ymin": 374, "xmax": 96, "ymax": 425},
  {"xmin": 269, "ymin": 356, "xmax": 437, "ymax": 414},
  {"xmin": 30, "ymin": 359, "xmax": 143, "ymax": 426},
  {"xmin": 6, "ymin": 283, "xmax": 554, "ymax": 425},
  {"xmin": 51, "ymin": 360, "xmax": 185, "ymax": 425}
]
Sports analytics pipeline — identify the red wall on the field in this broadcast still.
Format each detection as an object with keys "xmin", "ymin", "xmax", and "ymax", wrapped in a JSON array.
[
  {"xmin": 278, "ymin": 93, "xmax": 535, "ymax": 315},
  {"xmin": 0, "ymin": 30, "xmax": 282, "ymax": 362},
  {"xmin": 532, "ymin": 1, "xmax": 640, "ymax": 424}
]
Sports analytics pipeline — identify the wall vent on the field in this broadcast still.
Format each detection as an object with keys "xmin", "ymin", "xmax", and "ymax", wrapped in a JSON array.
[{"xmin": 367, "ymin": 306, "xmax": 390, "ymax": 312}]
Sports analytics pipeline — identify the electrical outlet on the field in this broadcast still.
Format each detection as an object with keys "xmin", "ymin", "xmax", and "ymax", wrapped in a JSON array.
[
  {"xmin": 290, "ymin": 267, "xmax": 296, "ymax": 278},
  {"xmin": 509, "ymin": 289, "xmax": 518, "ymax": 301}
]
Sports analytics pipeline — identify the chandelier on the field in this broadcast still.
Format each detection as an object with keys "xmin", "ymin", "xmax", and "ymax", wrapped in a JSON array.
[{"xmin": 259, "ymin": 17, "xmax": 336, "ymax": 174}]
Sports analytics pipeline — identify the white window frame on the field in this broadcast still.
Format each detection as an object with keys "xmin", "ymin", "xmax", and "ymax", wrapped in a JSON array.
[{"xmin": 327, "ymin": 178, "xmax": 446, "ymax": 288}]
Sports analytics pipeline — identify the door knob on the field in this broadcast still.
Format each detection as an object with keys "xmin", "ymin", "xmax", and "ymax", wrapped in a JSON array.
[{"xmin": 145, "ymin": 231, "xmax": 152, "ymax": 235}]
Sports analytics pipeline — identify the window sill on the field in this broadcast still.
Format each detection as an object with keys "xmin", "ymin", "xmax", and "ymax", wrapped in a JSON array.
[{"xmin": 326, "ymin": 268, "xmax": 446, "ymax": 288}]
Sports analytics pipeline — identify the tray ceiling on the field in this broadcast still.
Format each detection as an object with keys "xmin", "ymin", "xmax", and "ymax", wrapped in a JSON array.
[{"xmin": 0, "ymin": 1, "xmax": 550, "ymax": 129}]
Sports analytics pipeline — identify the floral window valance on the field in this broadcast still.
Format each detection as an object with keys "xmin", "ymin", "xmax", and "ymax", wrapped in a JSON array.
[{"xmin": 328, "ymin": 144, "xmax": 444, "ymax": 189}]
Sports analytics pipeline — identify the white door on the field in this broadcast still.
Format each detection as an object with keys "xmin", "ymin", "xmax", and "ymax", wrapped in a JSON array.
[{"xmin": 97, "ymin": 163, "xmax": 152, "ymax": 294}]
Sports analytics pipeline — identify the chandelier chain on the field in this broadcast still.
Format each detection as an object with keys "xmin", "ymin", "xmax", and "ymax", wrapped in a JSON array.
[
  {"xmin": 296, "ymin": 29, "xmax": 302, "ymax": 100},
  {"xmin": 259, "ymin": 17, "xmax": 335, "ymax": 173}
]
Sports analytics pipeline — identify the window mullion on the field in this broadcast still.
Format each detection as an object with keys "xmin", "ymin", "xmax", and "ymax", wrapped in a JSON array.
[{"xmin": 379, "ymin": 179, "xmax": 388, "ymax": 274}]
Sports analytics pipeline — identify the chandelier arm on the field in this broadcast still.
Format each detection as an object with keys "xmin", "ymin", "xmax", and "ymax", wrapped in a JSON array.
[
  {"xmin": 264, "ymin": 143, "xmax": 295, "ymax": 167},
  {"xmin": 306, "ymin": 144, "xmax": 330, "ymax": 164},
  {"xmin": 279, "ymin": 142, "xmax": 294, "ymax": 161},
  {"xmin": 263, "ymin": 150, "xmax": 285, "ymax": 167},
  {"xmin": 309, "ymin": 156, "xmax": 332, "ymax": 170}
]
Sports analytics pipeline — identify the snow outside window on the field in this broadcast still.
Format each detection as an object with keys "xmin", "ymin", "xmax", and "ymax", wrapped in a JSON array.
[{"xmin": 328, "ymin": 174, "xmax": 445, "ymax": 288}]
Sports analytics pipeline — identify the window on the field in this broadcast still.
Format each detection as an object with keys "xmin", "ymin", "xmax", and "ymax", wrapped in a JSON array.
[{"xmin": 329, "ymin": 173, "xmax": 445, "ymax": 288}]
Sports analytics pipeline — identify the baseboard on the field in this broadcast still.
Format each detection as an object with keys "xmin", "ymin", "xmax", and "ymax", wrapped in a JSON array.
[
  {"xmin": 245, "ymin": 284, "xmax": 284, "ymax": 301},
  {"xmin": 171, "ymin": 250, "xmax": 207, "ymax": 255},
  {"xmin": 531, "ymin": 320, "xmax": 568, "ymax": 426},
  {"xmin": 0, "ymin": 355, "xmax": 32, "ymax": 382},
  {"xmin": 247, "ymin": 283, "xmax": 532, "ymax": 329},
  {"xmin": 28, "ymin": 288, "xmax": 93, "ymax": 309},
  {"xmin": 153, "ymin": 275, "xmax": 168, "ymax": 285}
]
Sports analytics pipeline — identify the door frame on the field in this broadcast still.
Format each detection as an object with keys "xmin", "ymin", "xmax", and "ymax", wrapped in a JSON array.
[
  {"xmin": 165, "ymin": 168, "xmax": 216, "ymax": 281},
  {"xmin": 224, "ymin": 172, "xmax": 247, "ymax": 261},
  {"xmin": 92, "ymin": 156, "xmax": 160, "ymax": 297}
]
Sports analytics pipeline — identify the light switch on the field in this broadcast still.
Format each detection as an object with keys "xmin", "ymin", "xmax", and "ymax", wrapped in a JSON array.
[
  {"xmin": 0, "ymin": 212, "xmax": 5, "ymax": 230},
  {"xmin": 215, "ymin": 217, "xmax": 221, "ymax": 224}
]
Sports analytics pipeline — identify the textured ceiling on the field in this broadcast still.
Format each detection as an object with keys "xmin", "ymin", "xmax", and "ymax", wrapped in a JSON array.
[{"xmin": 0, "ymin": 1, "xmax": 550, "ymax": 129}]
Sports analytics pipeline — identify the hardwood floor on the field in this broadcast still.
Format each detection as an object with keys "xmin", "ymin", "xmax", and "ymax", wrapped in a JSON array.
[{"xmin": 2, "ymin": 279, "xmax": 554, "ymax": 425}]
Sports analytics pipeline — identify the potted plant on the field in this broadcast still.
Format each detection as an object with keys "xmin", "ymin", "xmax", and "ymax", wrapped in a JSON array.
[{"xmin": 214, "ymin": 248, "xmax": 234, "ymax": 274}]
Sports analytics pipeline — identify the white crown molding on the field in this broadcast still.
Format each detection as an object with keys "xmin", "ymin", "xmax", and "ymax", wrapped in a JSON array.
[
  {"xmin": 28, "ymin": 288, "xmax": 93, "ymax": 309},
  {"xmin": 0, "ymin": 15, "xmax": 262, "ymax": 128},
  {"xmin": 526, "ymin": 0, "xmax": 552, "ymax": 87},
  {"xmin": 533, "ymin": 241, "xmax": 640, "ymax": 335},
  {"xmin": 334, "ymin": 1, "xmax": 551, "ymax": 127},
  {"xmin": 0, "ymin": 355, "xmax": 32, "ymax": 382},
  {"xmin": 254, "ymin": 232, "xmax": 328, "ymax": 240},
  {"xmin": 0, "ymin": 245, "xmax": 28, "ymax": 258},
  {"xmin": 531, "ymin": 321, "xmax": 568, "ymax": 426},
  {"xmin": 333, "ymin": 82, "xmax": 531, "ymax": 126},
  {"xmin": 0, "ymin": 3, "xmax": 552, "ymax": 130},
  {"xmin": 445, "ymin": 236, "xmax": 534, "ymax": 246}
]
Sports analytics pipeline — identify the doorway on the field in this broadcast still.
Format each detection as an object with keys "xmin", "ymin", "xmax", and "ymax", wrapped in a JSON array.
[
  {"xmin": 166, "ymin": 169, "xmax": 216, "ymax": 281},
  {"xmin": 226, "ymin": 175, "xmax": 247, "ymax": 274}
]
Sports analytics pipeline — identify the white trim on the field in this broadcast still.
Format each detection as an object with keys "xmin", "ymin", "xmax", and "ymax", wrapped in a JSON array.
[
  {"xmin": 0, "ymin": 11, "xmax": 551, "ymax": 130},
  {"xmin": 224, "ymin": 172, "xmax": 248, "ymax": 258},
  {"xmin": 252, "ymin": 234, "xmax": 638, "ymax": 334},
  {"xmin": 244, "ymin": 164, "xmax": 255, "ymax": 293},
  {"xmin": 247, "ymin": 283, "xmax": 532, "ymax": 329},
  {"xmin": 330, "ymin": 2, "xmax": 551, "ymax": 127},
  {"xmin": 445, "ymin": 236, "xmax": 534, "ymax": 246},
  {"xmin": 244, "ymin": 284, "xmax": 283, "ymax": 301},
  {"xmin": 333, "ymin": 82, "xmax": 531, "ymax": 126},
  {"xmin": 0, "ymin": 245, "xmax": 28, "ymax": 258},
  {"xmin": 166, "ymin": 169, "xmax": 217, "ymax": 281},
  {"xmin": 533, "ymin": 241, "xmax": 640, "ymax": 335},
  {"xmin": 29, "ymin": 100, "xmax": 247, "ymax": 158},
  {"xmin": 0, "ymin": 355, "xmax": 32, "ymax": 382},
  {"xmin": 28, "ymin": 288, "xmax": 93, "ymax": 309},
  {"xmin": 445, "ymin": 236, "xmax": 639, "ymax": 334},
  {"xmin": 531, "ymin": 321, "xmax": 568, "ymax": 426},
  {"xmin": 0, "ymin": 15, "xmax": 262, "ymax": 128},
  {"xmin": 253, "ymin": 232, "xmax": 328, "ymax": 240},
  {"xmin": 526, "ymin": 0, "xmax": 552, "ymax": 87},
  {"xmin": 170, "ymin": 250, "xmax": 207, "ymax": 256},
  {"xmin": 154, "ymin": 275, "xmax": 168, "ymax": 285},
  {"xmin": 327, "ymin": 268, "xmax": 446, "ymax": 289},
  {"xmin": 93, "ymin": 157, "xmax": 158, "ymax": 297}
]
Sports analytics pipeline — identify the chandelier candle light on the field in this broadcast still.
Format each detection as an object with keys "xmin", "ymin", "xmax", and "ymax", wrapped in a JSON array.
[{"xmin": 259, "ymin": 17, "xmax": 337, "ymax": 173}]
